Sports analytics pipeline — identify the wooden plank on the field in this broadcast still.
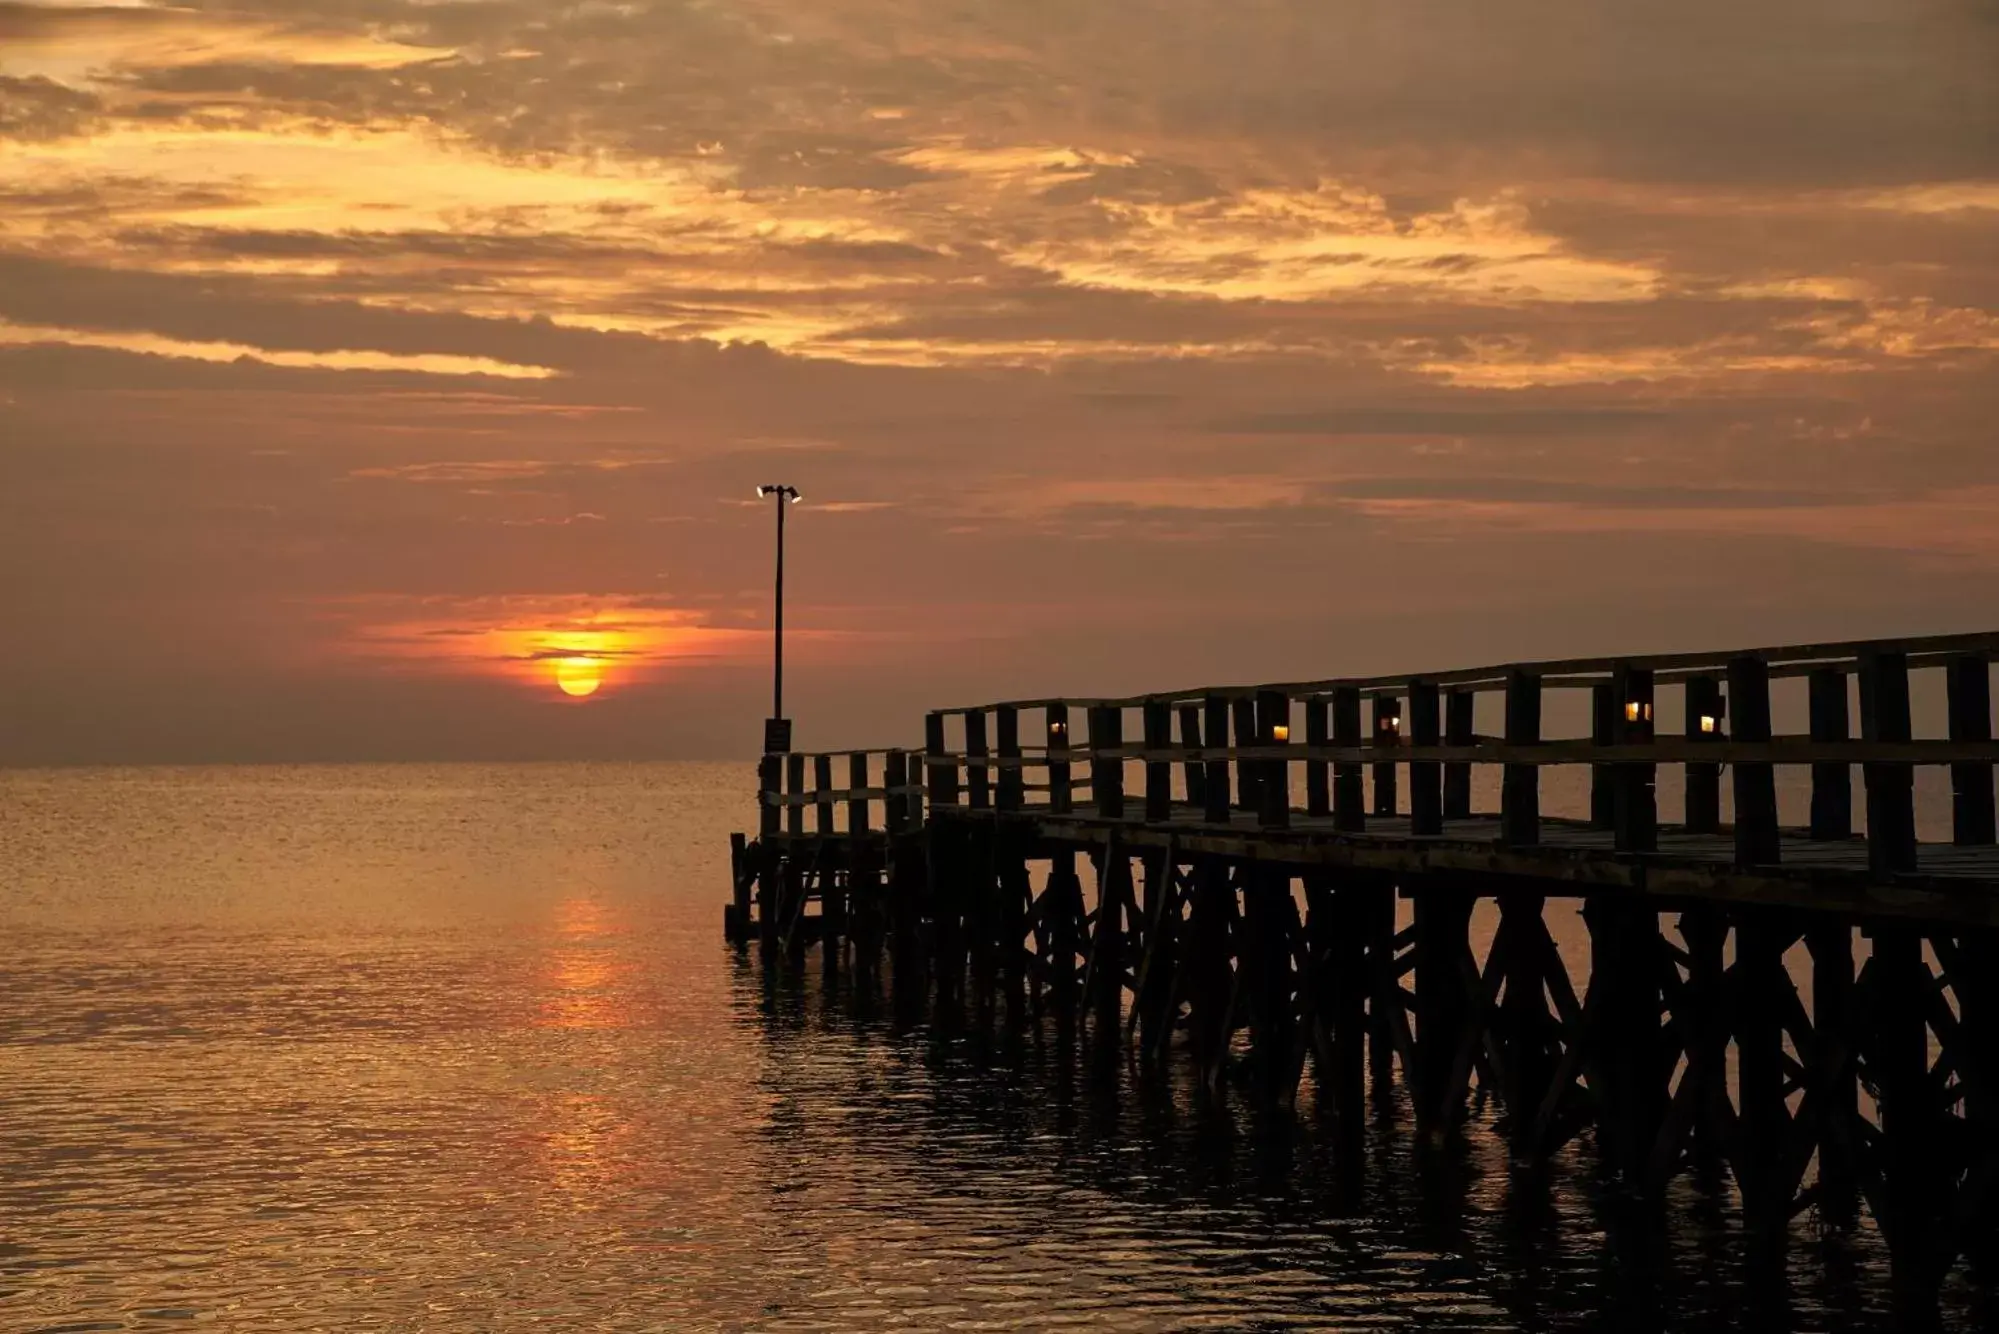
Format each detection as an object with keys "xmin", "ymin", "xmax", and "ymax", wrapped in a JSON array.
[
  {"xmin": 1232, "ymin": 695, "xmax": 1260, "ymax": 814},
  {"xmin": 814, "ymin": 753, "xmax": 836, "ymax": 835},
  {"xmin": 925, "ymin": 711, "xmax": 958, "ymax": 808},
  {"xmin": 1501, "ymin": 669, "xmax": 1540, "ymax": 847},
  {"xmin": 1333, "ymin": 686, "xmax": 1365, "ymax": 833},
  {"xmin": 1612, "ymin": 662, "xmax": 1657, "ymax": 854},
  {"xmin": 995, "ymin": 705, "xmax": 1024, "ymax": 812},
  {"xmin": 1948, "ymin": 653, "xmax": 1996, "ymax": 846},
  {"xmin": 1860, "ymin": 648, "xmax": 1917, "ymax": 876},
  {"xmin": 1047, "ymin": 704, "xmax": 1072, "ymax": 816},
  {"xmin": 1305, "ymin": 697, "xmax": 1331, "ymax": 818},
  {"xmin": 1204, "ymin": 694, "xmax": 1232, "ymax": 823},
  {"xmin": 964, "ymin": 708, "xmax": 991, "ymax": 811},
  {"xmin": 1685, "ymin": 673, "xmax": 1723, "ymax": 835},
  {"xmin": 1372, "ymin": 693, "xmax": 1400, "ymax": 818},
  {"xmin": 1409, "ymin": 680, "xmax": 1442, "ymax": 836},
  {"xmin": 1730, "ymin": 655, "xmax": 1780, "ymax": 867},
  {"xmin": 1089, "ymin": 704, "xmax": 1125, "ymax": 819},
  {"xmin": 1178, "ymin": 703, "xmax": 1207, "ymax": 810},
  {"xmin": 1256, "ymin": 688, "xmax": 1290, "ymax": 830},
  {"xmin": 1444, "ymin": 687, "xmax": 1474, "ymax": 821},
  {"xmin": 1809, "ymin": 667, "xmax": 1853, "ymax": 840},
  {"xmin": 1144, "ymin": 699, "xmax": 1173, "ymax": 823},
  {"xmin": 787, "ymin": 751, "xmax": 808, "ymax": 837}
]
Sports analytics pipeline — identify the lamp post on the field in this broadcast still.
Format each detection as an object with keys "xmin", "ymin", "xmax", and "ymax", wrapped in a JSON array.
[{"xmin": 757, "ymin": 484, "xmax": 800, "ymax": 753}]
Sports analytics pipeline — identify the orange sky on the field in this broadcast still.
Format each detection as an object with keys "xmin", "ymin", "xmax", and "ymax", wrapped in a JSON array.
[{"xmin": 1, "ymin": 0, "xmax": 1995, "ymax": 761}]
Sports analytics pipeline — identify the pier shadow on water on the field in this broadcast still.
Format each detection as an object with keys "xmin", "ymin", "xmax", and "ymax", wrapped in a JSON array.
[{"xmin": 734, "ymin": 948, "xmax": 1994, "ymax": 1333}]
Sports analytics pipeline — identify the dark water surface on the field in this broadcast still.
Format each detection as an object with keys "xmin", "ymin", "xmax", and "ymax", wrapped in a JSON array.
[{"xmin": 0, "ymin": 764, "xmax": 1983, "ymax": 1331}]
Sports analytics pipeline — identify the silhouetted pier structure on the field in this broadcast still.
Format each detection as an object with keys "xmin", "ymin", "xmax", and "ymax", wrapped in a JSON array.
[{"xmin": 726, "ymin": 631, "xmax": 1999, "ymax": 1317}]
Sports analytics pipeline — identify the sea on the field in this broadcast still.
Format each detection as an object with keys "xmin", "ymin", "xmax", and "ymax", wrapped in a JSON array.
[{"xmin": 1, "ymin": 763, "xmax": 1987, "ymax": 1331}]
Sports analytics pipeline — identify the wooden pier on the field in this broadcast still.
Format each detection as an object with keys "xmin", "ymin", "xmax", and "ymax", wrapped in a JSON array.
[{"xmin": 726, "ymin": 631, "xmax": 1999, "ymax": 1318}]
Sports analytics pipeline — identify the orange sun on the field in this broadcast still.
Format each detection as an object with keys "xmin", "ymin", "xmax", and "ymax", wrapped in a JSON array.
[{"xmin": 554, "ymin": 657, "xmax": 602, "ymax": 698}]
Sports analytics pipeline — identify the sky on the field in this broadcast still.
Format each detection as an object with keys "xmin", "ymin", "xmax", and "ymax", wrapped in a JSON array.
[{"xmin": 2, "ymin": 0, "xmax": 1996, "ymax": 763}]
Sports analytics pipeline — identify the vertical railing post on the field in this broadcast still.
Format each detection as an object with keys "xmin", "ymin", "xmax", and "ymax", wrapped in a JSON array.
[
  {"xmin": 759, "ymin": 753, "xmax": 782, "ymax": 839},
  {"xmin": 1947, "ymin": 653, "xmax": 1996, "ymax": 846},
  {"xmin": 1500, "ymin": 669, "xmax": 1540, "ymax": 847},
  {"xmin": 1409, "ymin": 680, "xmax": 1442, "ymax": 835},
  {"xmin": 1231, "ymin": 695, "xmax": 1259, "ymax": 814},
  {"xmin": 1808, "ymin": 667, "xmax": 1852, "ymax": 840},
  {"xmin": 1256, "ymin": 688, "xmax": 1290, "ymax": 830},
  {"xmin": 1685, "ymin": 673, "xmax": 1724, "ymax": 835},
  {"xmin": 814, "ymin": 753, "xmax": 835, "ymax": 836},
  {"xmin": 1370, "ymin": 694, "xmax": 1400, "ymax": 817},
  {"xmin": 1333, "ymin": 686, "xmax": 1365, "ymax": 832},
  {"xmin": 1305, "ymin": 696, "xmax": 1331, "ymax": 819},
  {"xmin": 965, "ymin": 708, "xmax": 991, "ymax": 811},
  {"xmin": 1178, "ymin": 703, "xmax": 1207, "ymax": 811},
  {"xmin": 1729, "ymin": 655, "xmax": 1780, "ymax": 867},
  {"xmin": 995, "ymin": 706, "xmax": 1023, "ymax": 812},
  {"xmin": 1089, "ymin": 704, "xmax": 1125, "ymax": 818},
  {"xmin": 1443, "ymin": 687, "xmax": 1474, "ymax": 822},
  {"xmin": 1859, "ymin": 648, "xmax": 1917, "ymax": 876},
  {"xmin": 1612, "ymin": 662, "xmax": 1656, "ymax": 854},
  {"xmin": 1589, "ymin": 681, "xmax": 1616, "ymax": 830},
  {"xmin": 1203, "ymin": 694, "xmax": 1232, "ymax": 824},
  {"xmin": 848, "ymin": 752, "xmax": 870, "ymax": 836},
  {"xmin": 1047, "ymin": 704, "xmax": 1072, "ymax": 815},
  {"xmin": 1144, "ymin": 699, "xmax": 1173, "ymax": 822},
  {"xmin": 926, "ymin": 710, "xmax": 959, "ymax": 809},
  {"xmin": 786, "ymin": 751, "xmax": 807, "ymax": 837},
  {"xmin": 884, "ymin": 749, "xmax": 908, "ymax": 832}
]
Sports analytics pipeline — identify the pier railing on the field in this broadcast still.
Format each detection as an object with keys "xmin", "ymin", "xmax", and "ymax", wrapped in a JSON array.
[{"xmin": 900, "ymin": 631, "xmax": 1999, "ymax": 871}]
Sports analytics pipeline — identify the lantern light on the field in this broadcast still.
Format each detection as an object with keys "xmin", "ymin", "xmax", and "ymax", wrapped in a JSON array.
[
  {"xmin": 1624, "ymin": 701, "xmax": 1653, "ymax": 723},
  {"xmin": 1271, "ymin": 724, "xmax": 1290, "ymax": 742},
  {"xmin": 1700, "ymin": 715, "xmax": 1718, "ymax": 734},
  {"xmin": 1049, "ymin": 720, "xmax": 1067, "ymax": 738}
]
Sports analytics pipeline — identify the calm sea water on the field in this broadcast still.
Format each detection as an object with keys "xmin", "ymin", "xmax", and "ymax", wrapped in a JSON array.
[{"xmin": 0, "ymin": 763, "xmax": 1984, "ymax": 1331}]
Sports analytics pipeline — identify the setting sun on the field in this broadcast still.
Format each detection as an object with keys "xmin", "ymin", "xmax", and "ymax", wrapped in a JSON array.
[{"xmin": 554, "ymin": 657, "xmax": 603, "ymax": 698}]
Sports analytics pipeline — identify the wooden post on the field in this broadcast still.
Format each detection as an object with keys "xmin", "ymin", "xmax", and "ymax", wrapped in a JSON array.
[
  {"xmin": 1408, "ymin": 681, "xmax": 1442, "ymax": 836},
  {"xmin": 1859, "ymin": 648, "xmax": 1917, "ymax": 876},
  {"xmin": 1046, "ymin": 848, "xmax": 1084, "ymax": 1023},
  {"xmin": 1501, "ymin": 670, "xmax": 1540, "ymax": 847},
  {"xmin": 728, "ymin": 830, "xmax": 751, "ymax": 943},
  {"xmin": 1371, "ymin": 694, "xmax": 1400, "ymax": 818},
  {"xmin": 1244, "ymin": 865, "xmax": 1296, "ymax": 1107},
  {"xmin": 1333, "ymin": 687, "xmax": 1365, "ymax": 832},
  {"xmin": 1316, "ymin": 882, "xmax": 1367, "ymax": 1135},
  {"xmin": 814, "ymin": 753, "xmax": 835, "ymax": 837},
  {"xmin": 1144, "ymin": 699, "xmax": 1172, "ymax": 822},
  {"xmin": 1443, "ymin": 688, "xmax": 1474, "ymax": 822},
  {"xmin": 787, "ymin": 752, "xmax": 807, "ymax": 838},
  {"xmin": 1203, "ymin": 694, "xmax": 1232, "ymax": 823},
  {"xmin": 1257, "ymin": 688, "xmax": 1290, "ymax": 830},
  {"xmin": 1808, "ymin": 667, "xmax": 1852, "ymax": 840},
  {"xmin": 965, "ymin": 709, "xmax": 991, "ymax": 811},
  {"xmin": 1412, "ymin": 885, "xmax": 1473, "ymax": 1137},
  {"xmin": 847, "ymin": 753, "xmax": 871, "ymax": 835},
  {"xmin": 884, "ymin": 749, "xmax": 907, "ymax": 832},
  {"xmin": 1734, "ymin": 909, "xmax": 1792, "ymax": 1238},
  {"xmin": 1612, "ymin": 663, "xmax": 1656, "ymax": 854},
  {"xmin": 1089, "ymin": 705, "xmax": 1125, "ymax": 818},
  {"xmin": 995, "ymin": 706, "xmax": 1023, "ymax": 812},
  {"xmin": 926, "ymin": 711, "xmax": 959, "ymax": 809},
  {"xmin": 1306, "ymin": 697, "xmax": 1331, "ymax": 819},
  {"xmin": 1499, "ymin": 893, "xmax": 1557, "ymax": 1154},
  {"xmin": 1807, "ymin": 922, "xmax": 1858, "ymax": 1229},
  {"xmin": 1867, "ymin": 922, "xmax": 1945, "ymax": 1311},
  {"xmin": 1729, "ymin": 656, "xmax": 1780, "ymax": 867},
  {"xmin": 757, "ymin": 752, "xmax": 781, "ymax": 953},
  {"xmin": 1684, "ymin": 673, "xmax": 1723, "ymax": 835},
  {"xmin": 1948, "ymin": 653, "xmax": 1996, "ymax": 846},
  {"xmin": 1178, "ymin": 703, "xmax": 1207, "ymax": 810},
  {"xmin": 1589, "ymin": 681, "xmax": 1616, "ymax": 830},
  {"xmin": 1047, "ymin": 704, "xmax": 1072, "ymax": 815},
  {"xmin": 1583, "ymin": 897, "xmax": 1667, "ymax": 1185},
  {"xmin": 1232, "ymin": 695, "xmax": 1259, "ymax": 813}
]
